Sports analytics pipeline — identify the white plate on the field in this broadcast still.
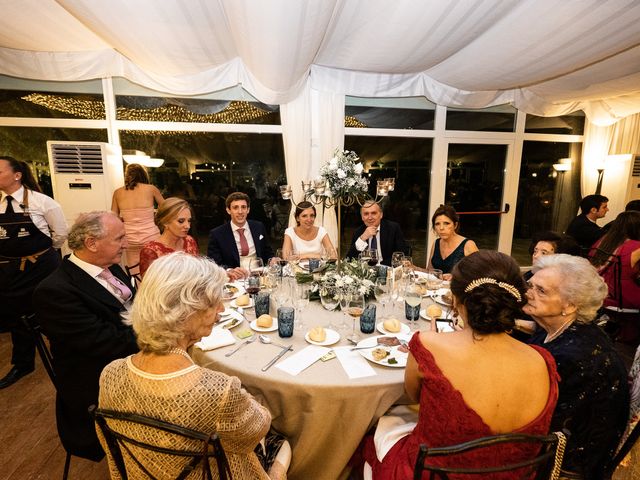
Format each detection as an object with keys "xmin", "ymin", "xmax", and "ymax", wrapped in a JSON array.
[
  {"xmin": 222, "ymin": 282, "xmax": 245, "ymax": 300},
  {"xmin": 304, "ymin": 328, "xmax": 340, "ymax": 346},
  {"xmin": 376, "ymin": 321, "xmax": 410, "ymax": 335},
  {"xmin": 216, "ymin": 316, "xmax": 244, "ymax": 330},
  {"xmin": 433, "ymin": 294, "xmax": 453, "ymax": 307},
  {"xmin": 249, "ymin": 317, "xmax": 278, "ymax": 332},
  {"xmin": 357, "ymin": 334, "xmax": 411, "ymax": 368},
  {"xmin": 230, "ymin": 297, "xmax": 254, "ymax": 309}
]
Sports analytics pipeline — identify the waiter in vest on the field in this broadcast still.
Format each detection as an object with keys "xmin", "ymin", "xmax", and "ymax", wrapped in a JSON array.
[{"xmin": 0, "ymin": 156, "xmax": 68, "ymax": 388}]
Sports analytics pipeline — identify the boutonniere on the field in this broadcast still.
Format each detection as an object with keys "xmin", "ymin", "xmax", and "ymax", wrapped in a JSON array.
[{"xmin": 259, "ymin": 234, "xmax": 264, "ymax": 240}]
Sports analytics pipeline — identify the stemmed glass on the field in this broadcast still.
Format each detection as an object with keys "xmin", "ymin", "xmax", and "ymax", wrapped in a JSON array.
[
  {"xmin": 294, "ymin": 283, "xmax": 310, "ymax": 330},
  {"xmin": 339, "ymin": 288, "xmax": 353, "ymax": 332},
  {"xmin": 425, "ymin": 268, "xmax": 443, "ymax": 295},
  {"xmin": 401, "ymin": 256, "xmax": 414, "ymax": 281},
  {"xmin": 374, "ymin": 277, "xmax": 391, "ymax": 320},
  {"xmin": 245, "ymin": 258, "xmax": 264, "ymax": 297},
  {"xmin": 320, "ymin": 286, "xmax": 340, "ymax": 328},
  {"xmin": 405, "ymin": 282, "xmax": 422, "ymax": 331},
  {"xmin": 346, "ymin": 293, "xmax": 365, "ymax": 343}
]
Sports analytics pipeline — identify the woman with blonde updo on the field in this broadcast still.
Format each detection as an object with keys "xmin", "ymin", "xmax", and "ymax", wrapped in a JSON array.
[{"xmin": 139, "ymin": 197, "xmax": 198, "ymax": 278}]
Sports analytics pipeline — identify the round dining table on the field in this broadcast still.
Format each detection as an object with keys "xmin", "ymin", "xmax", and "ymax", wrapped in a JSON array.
[{"xmin": 190, "ymin": 291, "xmax": 447, "ymax": 480}]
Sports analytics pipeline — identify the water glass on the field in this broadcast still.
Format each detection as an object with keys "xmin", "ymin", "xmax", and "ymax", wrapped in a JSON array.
[
  {"xmin": 308, "ymin": 257, "xmax": 321, "ymax": 272},
  {"xmin": 360, "ymin": 304, "xmax": 376, "ymax": 334},
  {"xmin": 277, "ymin": 307, "xmax": 295, "ymax": 338},
  {"xmin": 426, "ymin": 268, "xmax": 443, "ymax": 292},
  {"xmin": 254, "ymin": 291, "xmax": 270, "ymax": 317},
  {"xmin": 374, "ymin": 277, "xmax": 390, "ymax": 319},
  {"xmin": 294, "ymin": 283, "xmax": 310, "ymax": 330}
]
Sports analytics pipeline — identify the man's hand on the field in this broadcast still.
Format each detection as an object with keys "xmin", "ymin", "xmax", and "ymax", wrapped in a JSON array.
[
  {"xmin": 227, "ymin": 267, "xmax": 248, "ymax": 281},
  {"xmin": 360, "ymin": 226, "xmax": 378, "ymax": 242}
]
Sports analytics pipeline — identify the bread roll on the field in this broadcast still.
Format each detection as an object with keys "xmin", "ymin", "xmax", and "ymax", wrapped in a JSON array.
[
  {"xmin": 383, "ymin": 318, "xmax": 401, "ymax": 333},
  {"xmin": 309, "ymin": 327, "xmax": 326, "ymax": 342},
  {"xmin": 236, "ymin": 294, "xmax": 250, "ymax": 306},
  {"xmin": 257, "ymin": 314, "xmax": 273, "ymax": 328},
  {"xmin": 426, "ymin": 304, "xmax": 443, "ymax": 319}
]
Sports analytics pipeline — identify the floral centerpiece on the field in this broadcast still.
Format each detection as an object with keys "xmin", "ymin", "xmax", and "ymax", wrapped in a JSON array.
[
  {"xmin": 297, "ymin": 259, "xmax": 377, "ymax": 299},
  {"xmin": 319, "ymin": 148, "xmax": 369, "ymax": 199}
]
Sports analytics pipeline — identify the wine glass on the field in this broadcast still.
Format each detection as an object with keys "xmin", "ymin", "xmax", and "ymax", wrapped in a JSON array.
[
  {"xmin": 401, "ymin": 256, "xmax": 414, "ymax": 280},
  {"xmin": 367, "ymin": 249, "xmax": 379, "ymax": 267},
  {"xmin": 320, "ymin": 287, "xmax": 340, "ymax": 328},
  {"xmin": 275, "ymin": 248, "xmax": 287, "ymax": 277},
  {"xmin": 294, "ymin": 283, "xmax": 310, "ymax": 330},
  {"xmin": 346, "ymin": 293, "xmax": 365, "ymax": 343},
  {"xmin": 339, "ymin": 289, "xmax": 353, "ymax": 332},
  {"xmin": 404, "ymin": 282, "xmax": 422, "ymax": 331},
  {"xmin": 391, "ymin": 252, "xmax": 405, "ymax": 269},
  {"xmin": 374, "ymin": 277, "xmax": 390, "ymax": 319},
  {"xmin": 425, "ymin": 268, "xmax": 443, "ymax": 294},
  {"xmin": 249, "ymin": 257, "xmax": 264, "ymax": 277},
  {"xmin": 358, "ymin": 249, "xmax": 372, "ymax": 267}
]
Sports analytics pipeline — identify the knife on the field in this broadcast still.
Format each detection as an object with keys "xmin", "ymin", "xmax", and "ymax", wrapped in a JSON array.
[{"xmin": 261, "ymin": 345, "xmax": 293, "ymax": 371}]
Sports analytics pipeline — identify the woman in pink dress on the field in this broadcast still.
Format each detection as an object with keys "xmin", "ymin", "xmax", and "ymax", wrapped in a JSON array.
[
  {"xmin": 139, "ymin": 197, "xmax": 199, "ymax": 278},
  {"xmin": 362, "ymin": 250, "xmax": 559, "ymax": 479},
  {"xmin": 111, "ymin": 163, "xmax": 164, "ymax": 275}
]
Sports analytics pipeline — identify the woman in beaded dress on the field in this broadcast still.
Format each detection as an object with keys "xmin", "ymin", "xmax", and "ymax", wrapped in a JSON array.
[
  {"xmin": 98, "ymin": 252, "xmax": 289, "ymax": 479},
  {"xmin": 362, "ymin": 250, "xmax": 559, "ymax": 479},
  {"xmin": 139, "ymin": 197, "xmax": 198, "ymax": 278}
]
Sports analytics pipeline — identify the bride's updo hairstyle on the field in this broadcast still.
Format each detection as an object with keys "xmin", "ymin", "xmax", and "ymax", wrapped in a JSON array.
[{"xmin": 450, "ymin": 250, "xmax": 527, "ymax": 334}]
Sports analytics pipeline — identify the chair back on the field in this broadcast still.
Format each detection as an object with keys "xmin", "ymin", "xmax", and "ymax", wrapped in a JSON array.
[
  {"xmin": 124, "ymin": 263, "xmax": 141, "ymax": 289},
  {"xmin": 413, "ymin": 431, "xmax": 567, "ymax": 480},
  {"xmin": 92, "ymin": 406, "xmax": 233, "ymax": 480},
  {"xmin": 589, "ymin": 247, "xmax": 625, "ymax": 308},
  {"xmin": 20, "ymin": 313, "xmax": 57, "ymax": 388}
]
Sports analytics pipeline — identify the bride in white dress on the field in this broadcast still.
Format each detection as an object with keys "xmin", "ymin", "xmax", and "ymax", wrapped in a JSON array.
[{"xmin": 282, "ymin": 201, "xmax": 336, "ymax": 259}]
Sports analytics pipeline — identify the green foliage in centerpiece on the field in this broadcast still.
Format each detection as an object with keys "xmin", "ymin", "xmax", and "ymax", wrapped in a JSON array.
[{"xmin": 296, "ymin": 259, "xmax": 376, "ymax": 299}]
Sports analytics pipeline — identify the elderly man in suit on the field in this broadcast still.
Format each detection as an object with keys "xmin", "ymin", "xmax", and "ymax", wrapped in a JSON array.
[
  {"xmin": 347, "ymin": 201, "xmax": 410, "ymax": 266},
  {"xmin": 207, "ymin": 191, "xmax": 274, "ymax": 276},
  {"xmin": 33, "ymin": 211, "xmax": 138, "ymax": 461}
]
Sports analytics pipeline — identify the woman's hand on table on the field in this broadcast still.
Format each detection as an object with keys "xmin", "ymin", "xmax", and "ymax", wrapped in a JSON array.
[{"xmin": 442, "ymin": 273, "xmax": 452, "ymax": 281}]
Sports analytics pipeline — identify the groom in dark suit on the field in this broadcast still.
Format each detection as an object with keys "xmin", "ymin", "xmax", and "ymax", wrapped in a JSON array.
[
  {"xmin": 347, "ymin": 201, "xmax": 410, "ymax": 266},
  {"xmin": 33, "ymin": 211, "xmax": 138, "ymax": 461},
  {"xmin": 207, "ymin": 192, "xmax": 274, "ymax": 274}
]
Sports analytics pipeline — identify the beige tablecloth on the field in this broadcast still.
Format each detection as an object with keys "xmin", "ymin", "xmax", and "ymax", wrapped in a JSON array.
[{"xmin": 191, "ymin": 298, "xmax": 427, "ymax": 480}]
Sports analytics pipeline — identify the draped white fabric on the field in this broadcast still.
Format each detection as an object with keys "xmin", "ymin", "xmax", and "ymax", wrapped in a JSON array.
[{"xmin": 1, "ymin": 0, "xmax": 640, "ymax": 125}]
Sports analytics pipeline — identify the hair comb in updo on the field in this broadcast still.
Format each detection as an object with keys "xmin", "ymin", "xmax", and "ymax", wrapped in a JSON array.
[{"xmin": 464, "ymin": 277, "xmax": 522, "ymax": 302}]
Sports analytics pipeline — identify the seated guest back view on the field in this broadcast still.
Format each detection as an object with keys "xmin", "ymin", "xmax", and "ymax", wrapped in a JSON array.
[
  {"xmin": 33, "ymin": 211, "xmax": 138, "ymax": 460},
  {"xmin": 363, "ymin": 250, "xmax": 559, "ymax": 479},
  {"xmin": 282, "ymin": 201, "xmax": 336, "ymax": 259},
  {"xmin": 428, "ymin": 204, "xmax": 478, "ymax": 278},
  {"xmin": 565, "ymin": 194, "xmax": 609, "ymax": 253},
  {"xmin": 138, "ymin": 197, "xmax": 198, "ymax": 278},
  {"xmin": 99, "ymin": 253, "xmax": 287, "ymax": 479},
  {"xmin": 207, "ymin": 191, "xmax": 274, "ymax": 272},
  {"xmin": 525, "ymin": 254, "xmax": 629, "ymax": 479},
  {"xmin": 346, "ymin": 201, "xmax": 410, "ymax": 266}
]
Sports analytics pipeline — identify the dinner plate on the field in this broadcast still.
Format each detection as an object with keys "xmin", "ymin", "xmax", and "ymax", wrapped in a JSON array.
[
  {"xmin": 249, "ymin": 317, "xmax": 278, "ymax": 332},
  {"xmin": 376, "ymin": 321, "xmax": 410, "ymax": 335},
  {"xmin": 216, "ymin": 315, "xmax": 244, "ymax": 330},
  {"xmin": 304, "ymin": 328, "xmax": 340, "ymax": 346},
  {"xmin": 222, "ymin": 283, "xmax": 245, "ymax": 301},
  {"xmin": 230, "ymin": 297, "xmax": 254, "ymax": 309},
  {"xmin": 433, "ymin": 293, "xmax": 453, "ymax": 307},
  {"xmin": 356, "ymin": 334, "xmax": 411, "ymax": 368}
]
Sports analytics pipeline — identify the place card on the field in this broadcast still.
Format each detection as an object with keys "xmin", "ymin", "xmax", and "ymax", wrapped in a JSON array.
[
  {"xmin": 334, "ymin": 347, "xmax": 377, "ymax": 379},
  {"xmin": 276, "ymin": 345, "xmax": 330, "ymax": 376}
]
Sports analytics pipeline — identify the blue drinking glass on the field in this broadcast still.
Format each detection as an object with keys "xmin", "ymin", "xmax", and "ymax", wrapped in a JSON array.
[
  {"xmin": 360, "ymin": 304, "xmax": 376, "ymax": 334},
  {"xmin": 277, "ymin": 307, "xmax": 295, "ymax": 338}
]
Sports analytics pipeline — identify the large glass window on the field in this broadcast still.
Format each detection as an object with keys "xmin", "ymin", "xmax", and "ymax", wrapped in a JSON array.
[
  {"xmin": 511, "ymin": 141, "xmax": 582, "ymax": 265},
  {"xmin": 446, "ymin": 105, "xmax": 516, "ymax": 132},
  {"xmin": 343, "ymin": 136, "xmax": 433, "ymax": 266},
  {"xmin": 345, "ymin": 96, "xmax": 435, "ymax": 129},
  {"xmin": 0, "ymin": 75, "xmax": 104, "ymax": 119},
  {"xmin": 525, "ymin": 112, "xmax": 585, "ymax": 135}
]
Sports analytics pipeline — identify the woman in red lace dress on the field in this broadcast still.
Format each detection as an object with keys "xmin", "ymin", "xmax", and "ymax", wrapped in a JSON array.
[
  {"xmin": 139, "ymin": 197, "xmax": 199, "ymax": 278},
  {"xmin": 362, "ymin": 250, "xmax": 559, "ymax": 479}
]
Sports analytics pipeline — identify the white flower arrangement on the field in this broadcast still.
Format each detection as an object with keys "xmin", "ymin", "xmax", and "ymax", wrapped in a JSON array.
[
  {"xmin": 319, "ymin": 148, "xmax": 369, "ymax": 199},
  {"xmin": 314, "ymin": 259, "xmax": 376, "ymax": 297}
]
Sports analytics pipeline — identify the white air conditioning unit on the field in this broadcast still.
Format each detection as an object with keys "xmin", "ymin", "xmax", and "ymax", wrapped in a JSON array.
[{"xmin": 47, "ymin": 141, "xmax": 124, "ymax": 227}]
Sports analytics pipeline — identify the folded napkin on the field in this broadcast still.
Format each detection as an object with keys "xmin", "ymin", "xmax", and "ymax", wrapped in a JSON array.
[
  {"xmin": 195, "ymin": 327, "xmax": 236, "ymax": 351},
  {"xmin": 276, "ymin": 345, "xmax": 330, "ymax": 376},
  {"xmin": 334, "ymin": 346, "xmax": 377, "ymax": 379}
]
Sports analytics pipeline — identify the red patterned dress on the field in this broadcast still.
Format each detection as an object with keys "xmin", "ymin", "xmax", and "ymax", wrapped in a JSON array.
[
  {"xmin": 363, "ymin": 334, "xmax": 559, "ymax": 479},
  {"xmin": 139, "ymin": 235, "xmax": 199, "ymax": 278}
]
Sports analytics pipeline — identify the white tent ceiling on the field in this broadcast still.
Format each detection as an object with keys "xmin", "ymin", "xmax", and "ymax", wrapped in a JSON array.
[{"xmin": 1, "ymin": 0, "xmax": 640, "ymax": 125}]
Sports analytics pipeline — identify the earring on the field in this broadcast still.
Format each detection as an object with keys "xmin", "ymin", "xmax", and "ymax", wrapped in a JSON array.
[{"xmin": 561, "ymin": 311, "xmax": 566, "ymax": 316}]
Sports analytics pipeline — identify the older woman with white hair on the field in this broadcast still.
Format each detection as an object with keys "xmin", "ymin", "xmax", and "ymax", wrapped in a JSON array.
[
  {"xmin": 98, "ymin": 252, "xmax": 288, "ymax": 479},
  {"xmin": 525, "ymin": 254, "xmax": 629, "ymax": 480}
]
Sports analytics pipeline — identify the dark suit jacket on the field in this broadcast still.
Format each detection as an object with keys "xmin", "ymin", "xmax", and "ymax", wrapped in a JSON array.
[
  {"xmin": 346, "ymin": 219, "xmax": 410, "ymax": 266},
  {"xmin": 207, "ymin": 220, "xmax": 274, "ymax": 268},
  {"xmin": 33, "ymin": 259, "xmax": 138, "ymax": 460},
  {"xmin": 566, "ymin": 214, "xmax": 602, "ymax": 254}
]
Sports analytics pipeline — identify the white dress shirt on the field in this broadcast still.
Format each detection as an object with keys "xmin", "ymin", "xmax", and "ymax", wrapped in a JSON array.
[
  {"xmin": 1, "ymin": 186, "xmax": 68, "ymax": 249},
  {"xmin": 355, "ymin": 226, "xmax": 382, "ymax": 262},
  {"xmin": 68, "ymin": 253, "xmax": 131, "ymax": 308},
  {"xmin": 230, "ymin": 221, "xmax": 257, "ymax": 269}
]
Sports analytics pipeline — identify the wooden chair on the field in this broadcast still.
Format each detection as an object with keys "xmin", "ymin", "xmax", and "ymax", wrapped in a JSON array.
[
  {"xmin": 92, "ymin": 406, "xmax": 233, "ymax": 480},
  {"xmin": 20, "ymin": 313, "xmax": 72, "ymax": 480},
  {"xmin": 413, "ymin": 431, "xmax": 567, "ymax": 480}
]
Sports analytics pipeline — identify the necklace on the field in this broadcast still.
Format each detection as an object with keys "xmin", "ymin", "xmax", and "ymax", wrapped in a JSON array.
[
  {"xmin": 167, "ymin": 347, "xmax": 193, "ymax": 363},
  {"xmin": 544, "ymin": 317, "xmax": 575, "ymax": 343}
]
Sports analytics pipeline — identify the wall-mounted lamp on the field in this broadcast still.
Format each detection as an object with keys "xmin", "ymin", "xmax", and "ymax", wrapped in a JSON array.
[
  {"xmin": 595, "ymin": 153, "xmax": 633, "ymax": 195},
  {"xmin": 123, "ymin": 150, "xmax": 165, "ymax": 168}
]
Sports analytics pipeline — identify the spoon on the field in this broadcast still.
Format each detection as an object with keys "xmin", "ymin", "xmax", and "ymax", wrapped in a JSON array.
[
  {"xmin": 225, "ymin": 334, "xmax": 256, "ymax": 357},
  {"xmin": 258, "ymin": 334, "xmax": 289, "ymax": 349}
]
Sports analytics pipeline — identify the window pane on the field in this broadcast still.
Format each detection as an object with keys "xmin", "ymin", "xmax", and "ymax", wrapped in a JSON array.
[
  {"xmin": 525, "ymin": 112, "xmax": 585, "ymax": 135},
  {"xmin": 343, "ymin": 136, "xmax": 433, "ymax": 266},
  {"xmin": 446, "ymin": 105, "xmax": 516, "ymax": 132},
  {"xmin": 0, "ymin": 76, "xmax": 104, "ymax": 119},
  {"xmin": 511, "ymin": 141, "xmax": 582, "ymax": 266},
  {"xmin": 120, "ymin": 131, "xmax": 288, "ymax": 253},
  {"xmin": 345, "ymin": 96, "xmax": 435, "ymax": 130},
  {"xmin": 445, "ymin": 144, "xmax": 508, "ymax": 250},
  {"xmin": 113, "ymin": 78, "xmax": 280, "ymax": 124},
  {"xmin": 0, "ymin": 126, "xmax": 108, "ymax": 196}
]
